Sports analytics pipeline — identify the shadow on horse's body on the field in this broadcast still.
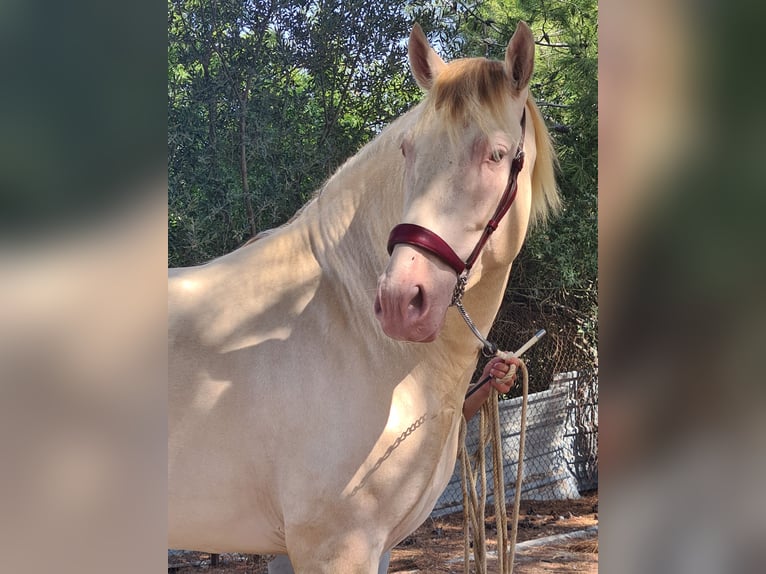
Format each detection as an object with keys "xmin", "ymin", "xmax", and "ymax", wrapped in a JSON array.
[{"xmin": 169, "ymin": 21, "xmax": 559, "ymax": 573}]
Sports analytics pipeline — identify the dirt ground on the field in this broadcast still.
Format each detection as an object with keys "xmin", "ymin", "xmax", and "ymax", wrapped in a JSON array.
[{"xmin": 169, "ymin": 492, "xmax": 598, "ymax": 573}]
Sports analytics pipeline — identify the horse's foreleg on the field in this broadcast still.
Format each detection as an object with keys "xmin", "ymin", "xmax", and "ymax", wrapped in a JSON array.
[
  {"xmin": 272, "ymin": 552, "xmax": 389, "ymax": 574},
  {"xmin": 288, "ymin": 554, "xmax": 384, "ymax": 574},
  {"xmin": 285, "ymin": 531, "xmax": 388, "ymax": 574}
]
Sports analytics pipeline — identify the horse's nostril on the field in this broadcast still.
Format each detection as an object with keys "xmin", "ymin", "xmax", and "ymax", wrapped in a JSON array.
[{"xmin": 409, "ymin": 286, "xmax": 425, "ymax": 313}]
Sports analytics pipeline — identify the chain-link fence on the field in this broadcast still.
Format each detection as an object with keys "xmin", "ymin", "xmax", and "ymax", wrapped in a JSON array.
[
  {"xmin": 432, "ymin": 366, "xmax": 598, "ymax": 517},
  {"xmin": 431, "ymin": 286, "xmax": 598, "ymax": 515},
  {"xmin": 563, "ymin": 369, "xmax": 599, "ymax": 492}
]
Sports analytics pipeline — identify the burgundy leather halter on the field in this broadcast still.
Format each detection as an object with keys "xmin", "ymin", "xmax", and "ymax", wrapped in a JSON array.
[
  {"xmin": 385, "ymin": 110, "xmax": 527, "ymax": 355},
  {"xmin": 387, "ymin": 111, "xmax": 526, "ymax": 286}
]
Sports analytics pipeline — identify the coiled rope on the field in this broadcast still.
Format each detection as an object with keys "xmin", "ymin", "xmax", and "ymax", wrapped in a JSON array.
[{"xmin": 459, "ymin": 355, "xmax": 528, "ymax": 574}]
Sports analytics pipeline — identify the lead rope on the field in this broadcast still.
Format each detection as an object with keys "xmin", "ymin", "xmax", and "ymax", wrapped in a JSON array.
[
  {"xmin": 460, "ymin": 357, "xmax": 528, "ymax": 574},
  {"xmin": 450, "ymin": 244, "xmax": 542, "ymax": 572}
]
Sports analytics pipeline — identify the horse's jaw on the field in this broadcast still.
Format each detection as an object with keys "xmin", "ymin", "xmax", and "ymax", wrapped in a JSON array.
[{"xmin": 373, "ymin": 244, "xmax": 456, "ymax": 343}]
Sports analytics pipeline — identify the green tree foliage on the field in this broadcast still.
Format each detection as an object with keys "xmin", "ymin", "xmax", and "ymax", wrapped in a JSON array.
[
  {"xmin": 168, "ymin": 0, "xmax": 597, "ymax": 363},
  {"xmin": 169, "ymin": 0, "xmax": 432, "ymax": 265}
]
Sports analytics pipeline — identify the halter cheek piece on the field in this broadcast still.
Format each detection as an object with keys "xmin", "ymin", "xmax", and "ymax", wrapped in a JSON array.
[{"xmin": 386, "ymin": 110, "xmax": 527, "ymax": 355}]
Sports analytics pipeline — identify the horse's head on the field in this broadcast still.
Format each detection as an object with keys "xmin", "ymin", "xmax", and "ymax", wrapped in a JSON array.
[{"xmin": 374, "ymin": 22, "xmax": 535, "ymax": 343}]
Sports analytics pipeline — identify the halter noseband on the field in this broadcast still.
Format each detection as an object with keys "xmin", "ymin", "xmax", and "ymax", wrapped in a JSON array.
[{"xmin": 385, "ymin": 110, "xmax": 527, "ymax": 356}]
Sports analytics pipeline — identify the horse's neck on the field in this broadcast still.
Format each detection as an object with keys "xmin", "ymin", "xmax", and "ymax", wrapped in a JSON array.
[{"xmin": 302, "ymin": 111, "xmax": 415, "ymax": 324}]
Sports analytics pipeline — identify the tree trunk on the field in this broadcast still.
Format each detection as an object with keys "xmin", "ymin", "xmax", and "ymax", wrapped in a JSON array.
[{"xmin": 239, "ymin": 79, "xmax": 256, "ymax": 238}]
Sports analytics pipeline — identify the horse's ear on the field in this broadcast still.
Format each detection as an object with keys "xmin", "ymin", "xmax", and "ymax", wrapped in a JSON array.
[
  {"xmin": 408, "ymin": 23, "xmax": 446, "ymax": 91},
  {"xmin": 505, "ymin": 21, "xmax": 535, "ymax": 94}
]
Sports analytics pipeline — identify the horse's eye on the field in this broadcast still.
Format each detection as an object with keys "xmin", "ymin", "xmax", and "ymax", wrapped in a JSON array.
[
  {"xmin": 490, "ymin": 149, "xmax": 505, "ymax": 163},
  {"xmin": 400, "ymin": 142, "xmax": 406, "ymax": 157}
]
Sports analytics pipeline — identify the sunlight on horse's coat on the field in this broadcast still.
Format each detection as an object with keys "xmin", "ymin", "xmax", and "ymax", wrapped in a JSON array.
[
  {"xmin": 177, "ymin": 278, "xmax": 200, "ymax": 294},
  {"xmin": 190, "ymin": 379, "xmax": 230, "ymax": 411}
]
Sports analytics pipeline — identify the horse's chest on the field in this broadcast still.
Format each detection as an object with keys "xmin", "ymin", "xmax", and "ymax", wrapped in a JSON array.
[{"xmin": 378, "ymin": 409, "xmax": 462, "ymax": 545}]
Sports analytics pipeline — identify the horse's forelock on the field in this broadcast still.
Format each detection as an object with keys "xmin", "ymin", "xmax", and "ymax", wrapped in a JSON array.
[{"xmin": 418, "ymin": 58, "xmax": 517, "ymax": 142}]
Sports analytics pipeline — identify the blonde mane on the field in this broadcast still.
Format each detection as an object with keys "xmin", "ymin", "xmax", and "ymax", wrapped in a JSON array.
[
  {"xmin": 526, "ymin": 95, "xmax": 562, "ymax": 228},
  {"xmin": 416, "ymin": 57, "xmax": 561, "ymax": 229}
]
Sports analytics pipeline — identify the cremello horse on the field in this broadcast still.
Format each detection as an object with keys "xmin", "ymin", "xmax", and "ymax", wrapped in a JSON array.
[{"xmin": 169, "ymin": 22, "xmax": 559, "ymax": 573}]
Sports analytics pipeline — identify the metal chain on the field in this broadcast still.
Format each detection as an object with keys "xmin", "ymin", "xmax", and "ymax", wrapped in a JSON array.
[
  {"xmin": 349, "ymin": 414, "xmax": 430, "ymax": 496},
  {"xmin": 454, "ymin": 300, "xmax": 498, "ymax": 357},
  {"xmin": 451, "ymin": 274, "xmax": 469, "ymax": 306}
]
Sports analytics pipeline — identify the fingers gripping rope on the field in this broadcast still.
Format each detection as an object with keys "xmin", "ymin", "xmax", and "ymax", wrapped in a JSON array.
[
  {"xmin": 464, "ymin": 330, "xmax": 545, "ymax": 400},
  {"xmin": 494, "ymin": 350, "xmax": 519, "ymax": 386},
  {"xmin": 494, "ymin": 327, "xmax": 546, "ymax": 385}
]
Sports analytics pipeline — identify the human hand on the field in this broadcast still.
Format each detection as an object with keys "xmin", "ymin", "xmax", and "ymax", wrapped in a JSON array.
[
  {"xmin": 463, "ymin": 356, "xmax": 521, "ymax": 420},
  {"xmin": 482, "ymin": 356, "xmax": 521, "ymax": 395}
]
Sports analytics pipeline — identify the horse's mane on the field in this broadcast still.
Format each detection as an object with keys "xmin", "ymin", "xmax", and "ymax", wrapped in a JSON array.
[
  {"xmin": 417, "ymin": 57, "xmax": 561, "ymax": 229},
  {"xmin": 526, "ymin": 95, "xmax": 562, "ymax": 228},
  {"xmin": 239, "ymin": 194, "xmax": 319, "ymax": 248}
]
